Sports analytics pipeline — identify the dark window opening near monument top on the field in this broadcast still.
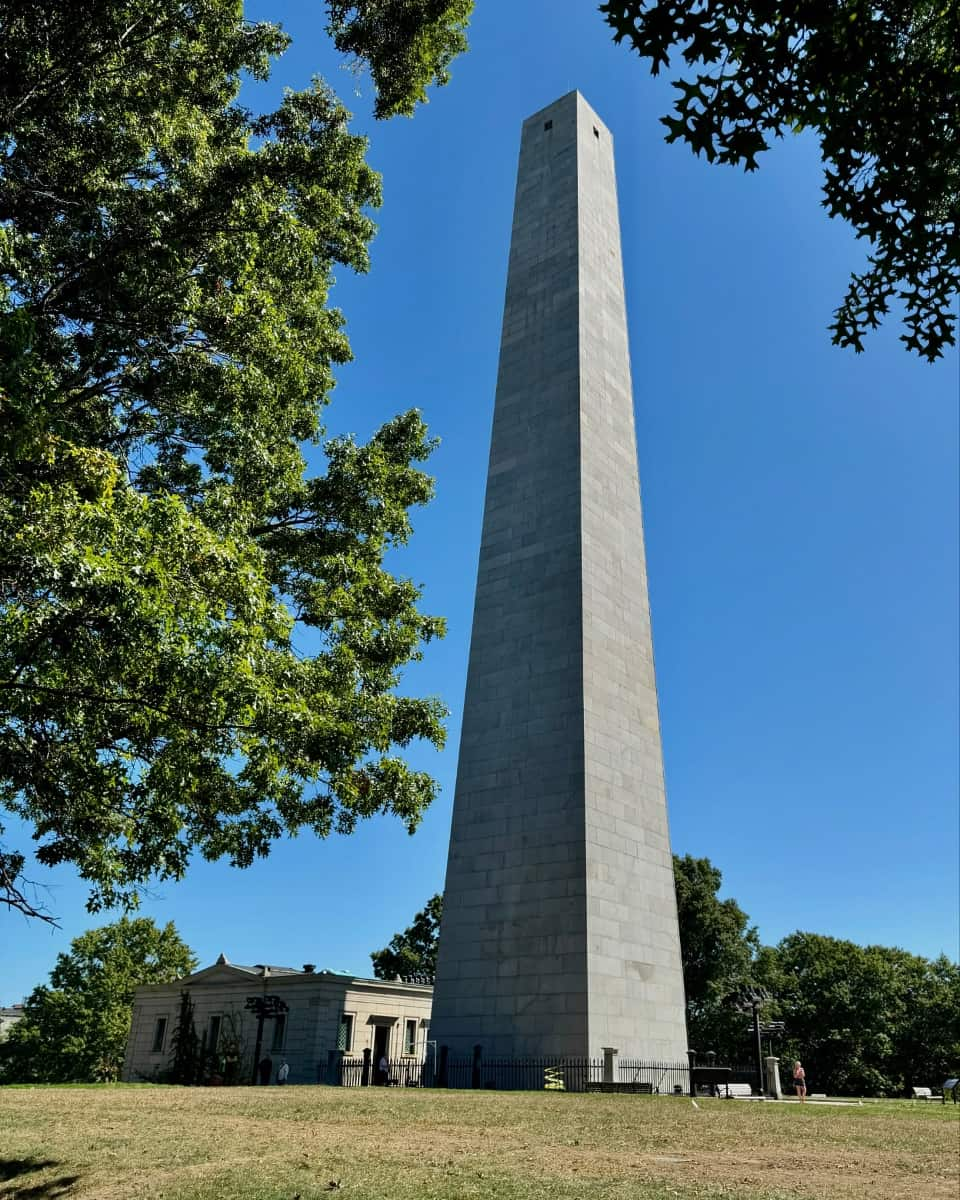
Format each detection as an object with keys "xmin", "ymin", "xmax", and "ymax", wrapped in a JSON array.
[
  {"xmin": 151, "ymin": 1016, "xmax": 167, "ymax": 1053},
  {"xmin": 544, "ymin": 120, "xmax": 552, "ymax": 131},
  {"xmin": 404, "ymin": 1018, "xmax": 417, "ymax": 1055},
  {"xmin": 593, "ymin": 126, "xmax": 600, "ymax": 138}
]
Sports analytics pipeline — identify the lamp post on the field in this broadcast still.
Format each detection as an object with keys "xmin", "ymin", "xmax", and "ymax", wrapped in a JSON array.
[
  {"xmin": 759, "ymin": 1019, "xmax": 786, "ymax": 1059},
  {"xmin": 729, "ymin": 986, "xmax": 770, "ymax": 1095},
  {"xmin": 245, "ymin": 994, "xmax": 289, "ymax": 1084}
]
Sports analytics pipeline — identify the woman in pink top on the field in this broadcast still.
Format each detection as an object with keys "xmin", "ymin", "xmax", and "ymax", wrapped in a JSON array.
[{"xmin": 792, "ymin": 1061, "xmax": 806, "ymax": 1102}]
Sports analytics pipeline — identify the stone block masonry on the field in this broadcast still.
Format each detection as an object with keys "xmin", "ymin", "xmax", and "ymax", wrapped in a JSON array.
[{"xmin": 430, "ymin": 93, "xmax": 688, "ymax": 1060}]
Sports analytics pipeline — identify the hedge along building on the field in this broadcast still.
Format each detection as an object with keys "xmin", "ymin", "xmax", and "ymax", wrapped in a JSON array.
[{"xmin": 122, "ymin": 955, "xmax": 432, "ymax": 1085}]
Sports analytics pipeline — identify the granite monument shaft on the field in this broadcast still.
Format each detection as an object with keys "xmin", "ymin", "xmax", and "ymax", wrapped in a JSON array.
[{"xmin": 431, "ymin": 92, "xmax": 688, "ymax": 1060}]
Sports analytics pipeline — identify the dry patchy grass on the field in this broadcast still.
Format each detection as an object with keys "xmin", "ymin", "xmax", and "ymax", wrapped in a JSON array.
[{"xmin": 0, "ymin": 1085, "xmax": 956, "ymax": 1200}]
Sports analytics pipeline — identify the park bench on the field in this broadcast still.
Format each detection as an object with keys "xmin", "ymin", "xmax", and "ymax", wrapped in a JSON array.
[
  {"xmin": 911, "ymin": 1086, "xmax": 937, "ymax": 1101},
  {"xmin": 691, "ymin": 1065, "xmax": 731, "ymax": 1097},
  {"xmin": 585, "ymin": 1081, "xmax": 653, "ymax": 1095},
  {"xmin": 718, "ymin": 1082, "xmax": 755, "ymax": 1099}
]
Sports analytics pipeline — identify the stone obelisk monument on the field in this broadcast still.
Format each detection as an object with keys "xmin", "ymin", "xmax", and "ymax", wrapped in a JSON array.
[{"xmin": 431, "ymin": 92, "xmax": 688, "ymax": 1061}]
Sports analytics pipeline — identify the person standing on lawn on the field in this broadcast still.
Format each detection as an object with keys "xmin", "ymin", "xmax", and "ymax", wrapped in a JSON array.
[{"xmin": 792, "ymin": 1061, "xmax": 807, "ymax": 1102}]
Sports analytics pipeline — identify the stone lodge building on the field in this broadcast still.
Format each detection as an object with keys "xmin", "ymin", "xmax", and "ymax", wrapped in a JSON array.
[
  {"xmin": 122, "ymin": 955, "xmax": 432, "ymax": 1085},
  {"xmin": 0, "ymin": 1005, "xmax": 24, "ymax": 1040}
]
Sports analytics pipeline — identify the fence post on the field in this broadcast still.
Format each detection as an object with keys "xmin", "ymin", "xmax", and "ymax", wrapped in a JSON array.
[
  {"xmin": 687, "ymin": 1050, "xmax": 697, "ymax": 1097},
  {"xmin": 327, "ymin": 1048, "xmax": 343, "ymax": 1086},
  {"xmin": 751, "ymin": 1003, "xmax": 764, "ymax": 1096},
  {"xmin": 765, "ymin": 1056, "xmax": 782, "ymax": 1099},
  {"xmin": 471, "ymin": 1044, "xmax": 482, "ymax": 1089},
  {"xmin": 438, "ymin": 1045, "xmax": 449, "ymax": 1089},
  {"xmin": 601, "ymin": 1047, "xmax": 618, "ymax": 1085},
  {"xmin": 361, "ymin": 1047, "xmax": 371, "ymax": 1087}
]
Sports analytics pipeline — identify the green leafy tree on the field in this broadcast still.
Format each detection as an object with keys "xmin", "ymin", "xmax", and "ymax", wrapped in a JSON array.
[
  {"xmin": 371, "ymin": 891, "xmax": 442, "ymax": 979},
  {"xmin": 760, "ymin": 932, "xmax": 960, "ymax": 1096},
  {"xmin": 169, "ymin": 989, "xmax": 199, "ymax": 1086},
  {"xmin": 0, "ymin": 917, "xmax": 196, "ymax": 1082},
  {"xmin": 600, "ymin": 1, "xmax": 959, "ymax": 360},
  {"xmin": 673, "ymin": 854, "xmax": 760, "ymax": 1057},
  {"xmin": 0, "ymin": 0, "xmax": 471, "ymax": 919},
  {"xmin": 899, "ymin": 954, "xmax": 960, "ymax": 1090},
  {"xmin": 327, "ymin": 1, "xmax": 473, "ymax": 118}
]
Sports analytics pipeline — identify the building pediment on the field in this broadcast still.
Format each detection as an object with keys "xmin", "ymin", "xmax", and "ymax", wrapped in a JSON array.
[
  {"xmin": 181, "ymin": 962, "xmax": 257, "ymax": 986},
  {"xmin": 139, "ymin": 960, "xmax": 267, "ymax": 992}
]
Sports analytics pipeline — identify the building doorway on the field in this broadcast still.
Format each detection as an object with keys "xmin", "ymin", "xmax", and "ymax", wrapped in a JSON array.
[{"xmin": 373, "ymin": 1024, "xmax": 390, "ymax": 1084}]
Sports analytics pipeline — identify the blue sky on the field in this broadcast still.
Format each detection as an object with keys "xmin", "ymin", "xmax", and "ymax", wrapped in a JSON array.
[{"xmin": 5, "ymin": 0, "xmax": 958, "ymax": 1002}]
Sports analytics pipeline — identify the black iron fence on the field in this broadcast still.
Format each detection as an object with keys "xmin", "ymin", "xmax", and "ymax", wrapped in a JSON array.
[
  {"xmin": 616, "ymin": 1059, "xmax": 690, "ymax": 1095},
  {"xmin": 727, "ymin": 1062, "xmax": 760, "ymax": 1085},
  {"xmin": 444, "ymin": 1055, "xmax": 600, "ymax": 1092},
  {"xmin": 337, "ymin": 1056, "xmax": 365, "ymax": 1087},
  {"xmin": 337, "ymin": 1055, "xmax": 427, "ymax": 1088},
  {"xmin": 333, "ymin": 1051, "xmax": 693, "ymax": 1093}
]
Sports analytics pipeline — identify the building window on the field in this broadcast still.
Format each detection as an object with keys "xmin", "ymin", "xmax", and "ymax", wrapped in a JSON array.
[
  {"xmin": 543, "ymin": 120, "xmax": 552, "ymax": 131},
  {"xmin": 207, "ymin": 1015, "xmax": 222, "ymax": 1053},
  {"xmin": 404, "ymin": 1019, "xmax": 417, "ymax": 1056},
  {"xmin": 593, "ymin": 126, "xmax": 600, "ymax": 139},
  {"xmin": 337, "ymin": 1013, "xmax": 354, "ymax": 1052},
  {"xmin": 151, "ymin": 1016, "xmax": 168, "ymax": 1053},
  {"xmin": 271, "ymin": 1014, "xmax": 286, "ymax": 1052}
]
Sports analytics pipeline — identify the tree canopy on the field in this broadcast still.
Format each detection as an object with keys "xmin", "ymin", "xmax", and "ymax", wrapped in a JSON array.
[
  {"xmin": 758, "ymin": 931, "xmax": 960, "ymax": 1095},
  {"xmin": 371, "ymin": 891, "xmax": 442, "ymax": 979},
  {"xmin": 600, "ymin": 0, "xmax": 960, "ymax": 361},
  {"xmin": 0, "ymin": 917, "xmax": 196, "ymax": 1082},
  {"xmin": 673, "ymin": 853, "xmax": 760, "ymax": 1056},
  {"xmin": 327, "ymin": 1, "xmax": 473, "ymax": 119},
  {"xmin": 0, "ymin": 0, "xmax": 473, "ymax": 921}
]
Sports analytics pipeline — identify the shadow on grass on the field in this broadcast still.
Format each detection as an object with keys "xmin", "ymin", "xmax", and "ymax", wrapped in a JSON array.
[{"xmin": 0, "ymin": 1160, "xmax": 80, "ymax": 1199}]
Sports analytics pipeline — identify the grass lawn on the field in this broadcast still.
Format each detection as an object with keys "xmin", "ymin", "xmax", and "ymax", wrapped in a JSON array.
[{"xmin": 0, "ymin": 1085, "xmax": 956, "ymax": 1200}]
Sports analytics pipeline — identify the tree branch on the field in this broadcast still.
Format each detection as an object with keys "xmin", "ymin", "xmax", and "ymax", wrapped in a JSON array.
[{"xmin": 0, "ymin": 853, "xmax": 60, "ymax": 926}]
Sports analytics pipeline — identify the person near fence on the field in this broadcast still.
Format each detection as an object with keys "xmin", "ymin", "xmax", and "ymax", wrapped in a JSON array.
[
  {"xmin": 792, "ymin": 1061, "xmax": 806, "ymax": 1102},
  {"xmin": 377, "ymin": 1053, "xmax": 390, "ymax": 1086},
  {"xmin": 277, "ymin": 1060, "xmax": 289, "ymax": 1084}
]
